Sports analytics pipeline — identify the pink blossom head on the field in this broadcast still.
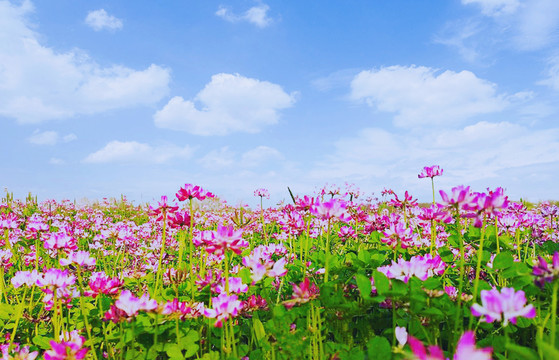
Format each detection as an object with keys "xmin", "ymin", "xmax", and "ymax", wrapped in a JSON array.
[
  {"xmin": 176, "ymin": 184, "xmax": 214, "ymax": 202},
  {"xmin": 254, "ymin": 188, "xmax": 270, "ymax": 199},
  {"xmin": 418, "ymin": 165, "xmax": 443, "ymax": 179}
]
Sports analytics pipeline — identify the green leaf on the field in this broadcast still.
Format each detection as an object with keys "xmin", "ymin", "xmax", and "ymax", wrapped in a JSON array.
[
  {"xmin": 505, "ymin": 343, "xmax": 539, "ymax": 360},
  {"xmin": 358, "ymin": 249, "xmax": 371, "ymax": 264},
  {"xmin": 493, "ymin": 252, "xmax": 514, "ymax": 269},
  {"xmin": 538, "ymin": 339, "xmax": 559, "ymax": 360},
  {"xmin": 373, "ymin": 271, "xmax": 390, "ymax": 295},
  {"xmin": 366, "ymin": 336, "xmax": 391, "ymax": 360},
  {"xmin": 253, "ymin": 318, "xmax": 266, "ymax": 342},
  {"xmin": 165, "ymin": 343, "xmax": 183, "ymax": 358},
  {"xmin": 32, "ymin": 335, "xmax": 52, "ymax": 350},
  {"xmin": 356, "ymin": 274, "xmax": 372, "ymax": 298}
]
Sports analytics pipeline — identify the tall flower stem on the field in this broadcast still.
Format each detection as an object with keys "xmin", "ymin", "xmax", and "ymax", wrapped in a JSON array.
[
  {"xmin": 77, "ymin": 267, "xmax": 99, "ymax": 360},
  {"xmin": 155, "ymin": 212, "xmax": 167, "ymax": 296},
  {"xmin": 453, "ymin": 215, "xmax": 465, "ymax": 345},
  {"xmin": 470, "ymin": 217, "xmax": 486, "ymax": 328},
  {"xmin": 551, "ymin": 280, "xmax": 558, "ymax": 347},
  {"xmin": 431, "ymin": 178, "xmax": 436, "ymax": 205},
  {"xmin": 188, "ymin": 199, "xmax": 195, "ymax": 300},
  {"xmin": 324, "ymin": 219, "xmax": 331, "ymax": 283}
]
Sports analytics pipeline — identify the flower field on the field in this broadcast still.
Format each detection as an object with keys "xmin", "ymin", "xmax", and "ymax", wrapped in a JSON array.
[{"xmin": 0, "ymin": 168, "xmax": 558, "ymax": 359}]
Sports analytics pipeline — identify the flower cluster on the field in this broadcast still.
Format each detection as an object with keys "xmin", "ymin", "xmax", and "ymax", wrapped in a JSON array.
[
  {"xmin": 377, "ymin": 254, "xmax": 446, "ymax": 284},
  {"xmin": 471, "ymin": 287, "xmax": 536, "ymax": 326},
  {"xmin": 418, "ymin": 165, "xmax": 443, "ymax": 179}
]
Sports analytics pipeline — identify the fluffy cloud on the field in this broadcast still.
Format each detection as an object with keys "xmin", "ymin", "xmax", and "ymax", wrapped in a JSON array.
[
  {"xmin": 83, "ymin": 141, "xmax": 193, "ymax": 164},
  {"xmin": 154, "ymin": 73, "xmax": 296, "ymax": 135},
  {"xmin": 27, "ymin": 130, "xmax": 77, "ymax": 145},
  {"xmin": 350, "ymin": 65, "xmax": 508, "ymax": 127},
  {"xmin": 216, "ymin": 4, "xmax": 272, "ymax": 28},
  {"xmin": 311, "ymin": 121, "xmax": 559, "ymax": 193},
  {"xmin": 0, "ymin": 1, "xmax": 170, "ymax": 124},
  {"xmin": 538, "ymin": 55, "xmax": 559, "ymax": 90},
  {"xmin": 458, "ymin": 0, "xmax": 559, "ymax": 51},
  {"xmin": 462, "ymin": 0, "xmax": 520, "ymax": 16},
  {"xmin": 85, "ymin": 9, "xmax": 123, "ymax": 31},
  {"xmin": 198, "ymin": 145, "xmax": 285, "ymax": 171}
]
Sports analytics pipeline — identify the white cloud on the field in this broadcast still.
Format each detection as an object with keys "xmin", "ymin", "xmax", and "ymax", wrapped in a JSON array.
[
  {"xmin": 537, "ymin": 55, "xmax": 559, "ymax": 91},
  {"xmin": 0, "ymin": 1, "xmax": 170, "ymax": 123},
  {"xmin": 154, "ymin": 73, "xmax": 296, "ymax": 135},
  {"xmin": 241, "ymin": 146, "xmax": 284, "ymax": 167},
  {"xmin": 198, "ymin": 145, "xmax": 285, "ymax": 171},
  {"xmin": 49, "ymin": 158, "xmax": 65, "ymax": 165},
  {"xmin": 27, "ymin": 130, "xmax": 58, "ymax": 145},
  {"xmin": 514, "ymin": 0, "xmax": 559, "ymax": 50},
  {"xmin": 311, "ymin": 122, "xmax": 559, "ymax": 191},
  {"xmin": 457, "ymin": 0, "xmax": 559, "ymax": 51},
  {"xmin": 350, "ymin": 65, "xmax": 508, "ymax": 127},
  {"xmin": 216, "ymin": 4, "xmax": 272, "ymax": 28},
  {"xmin": 62, "ymin": 133, "xmax": 77, "ymax": 142},
  {"xmin": 83, "ymin": 141, "xmax": 194, "ymax": 164},
  {"xmin": 27, "ymin": 129, "xmax": 76, "ymax": 145},
  {"xmin": 198, "ymin": 147, "xmax": 236, "ymax": 170},
  {"xmin": 462, "ymin": 0, "xmax": 520, "ymax": 16},
  {"xmin": 85, "ymin": 9, "xmax": 123, "ymax": 31}
]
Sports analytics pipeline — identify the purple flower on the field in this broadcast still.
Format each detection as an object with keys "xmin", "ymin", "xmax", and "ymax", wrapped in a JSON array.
[
  {"xmin": 470, "ymin": 287, "xmax": 536, "ymax": 326},
  {"xmin": 310, "ymin": 198, "xmax": 351, "ymax": 223},
  {"xmin": 532, "ymin": 252, "xmax": 559, "ymax": 288}
]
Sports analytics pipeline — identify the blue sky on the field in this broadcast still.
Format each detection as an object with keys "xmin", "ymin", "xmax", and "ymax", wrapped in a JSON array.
[{"xmin": 1, "ymin": 0, "xmax": 559, "ymax": 206}]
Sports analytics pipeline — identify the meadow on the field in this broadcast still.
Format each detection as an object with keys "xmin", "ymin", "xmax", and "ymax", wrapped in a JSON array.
[{"xmin": 0, "ymin": 166, "xmax": 558, "ymax": 359}]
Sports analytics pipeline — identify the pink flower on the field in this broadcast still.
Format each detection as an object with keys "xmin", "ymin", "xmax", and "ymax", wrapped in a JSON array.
[
  {"xmin": 43, "ymin": 231, "xmax": 78, "ymax": 252},
  {"xmin": 44, "ymin": 332, "xmax": 88, "ymax": 360},
  {"xmin": 310, "ymin": 199, "xmax": 351, "ymax": 223},
  {"xmin": 439, "ymin": 186, "xmax": 476, "ymax": 211},
  {"xmin": 254, "ymin": 188, "xmax": 270, "ymax": 199},
  {"xmin": 86, "ymin": 272, "xmax": 123, "ymax": 297},
  {"xmin": 149, "ymin": 195, "xmax": 179, "ymax": 221},
  {"xmin": 454, "ymin": 331, "xmax": 492, "ymax": 360},
  {"xmin": 418, "ymin": 165, "xmax": 443, "ymax": 179},
  {"xmin": 283, "ymin": 278, "xmax": 319, "ymax": 308},
  {"xmin": 215, "ymin": 277, "xmax": 248, "ymax": 294},
  {"xmin": 377, "ymin": 254, "xmax": 446, "ymax": 284},
  {"xmin": 206, "ymin": 225, "xmax": 248, "ymax": 256},
  {"xmin": 204, "ymin": 293, "xmax": 243, "ymax": 327},
  {"xmin": 104, "ymin": 290, "xmax": 158, "ymax": 322},
  {"xmin": 59, "ymin": 251, "xmax": 96, "ymax": 268},
  {"xmin": 471, "ymin": 287, "xmax": 536, "ymax": 326},
  {"xmin": 11, "ymin": 270, "xmax": 41, "ymax": 288},
  {"xmin": 176, "ymin": 184, "xmax": 214, "ymax": 202},
  {"xmin": 408, "ymin": 331, "xmax": 492, "ymax": 360},
  {"xmin": 381, "ymin": 221, "xmax": 417, "ymax": 249},
  {"xmin": 168, "ymin": 211, "xmax": 191, "ymax": 229},
  {"xmin": 36, "ymin": 269, "xmax": 76, "ymax": 289},
  {"xmin": 0, "ymin": 343, "xmax": 38, "ymax": 360}
]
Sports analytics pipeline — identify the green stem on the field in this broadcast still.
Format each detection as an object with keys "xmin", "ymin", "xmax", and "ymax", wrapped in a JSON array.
[
  {"xmin": 551, "ymin": 281, "xmax": 558, "ymax": 347},
  {"xmin": 324, "ymin": 219, "xmax": 331, "ymax": 283},
  {"xmin": 77, "ymin": 268, "xmax": 99, "ymax": 360}
]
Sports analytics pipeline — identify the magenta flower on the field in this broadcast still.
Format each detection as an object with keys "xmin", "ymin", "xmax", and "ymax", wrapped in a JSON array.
[
  {"xmin": 59, "ymin": 251, "xmax": 96, "ymax": 268},
  {"xmin": 215, "ymin": 277, "xmax": 248, "ymax": 294},
  {"xmin": 176, "ymin": 184, "xmax": 214, "ymax": 202},
  {"xmin": 206, "ymin": 225, "xmax": 248, "ymax": 256},
  {"xmin": 44, "ymin": 331, "xmax": 88, "ymax": 360},
  {"xmin": 204, "ymin": 293, "xmax": 243, "ymax": 327},
  {"xmin": 439, "ymin": 185, "xmax": 476, "ymax": 210},
  {"xmin": 533, "ymin": 252, "xmax": 559, "ymax": 288},
  {"xmin": 86, "ymin": 272, "xmax": 123, "ymax": 298},
  {"xmin": 43, "ymin": 231, "xmax": 78, "ymax": 252},
  {"xmin": 471, "ymin": 287, "xmax": 536, "ymax": 326},
  {"xmin": 377, "ymin": 254, "xmax": 446, "ymax": 283},
  {"xmin": 283, "ymin": 278, "xmax": 320, "ymax": 309},
  {"xmin": 36, "ymin": 268, "xmax": 76, "ymax": 289},
  {"xmin": 408, "ymin": 331, "xmax": 491, "ymax": 360},
  {"xmin": 310, "ymin": 198, "xmax": 351, "ymax": 223},
  {"xmin": 454, "ymin": 331, "xmax": 492, "ymax": 360},
  {"xmin": 381, "ymin": 221, "xmax": 417, "ymax": 249},
  {"xmin": 0, "ymin": 343, "xmax": 39, "ymax": 360},
  {"xmin": 11, "ymin": 270, "xmax": 41, "ymax": 288},
  {"xmin": 254, "ymin": 188, "xmax": 270, "ymax": 199},
  {"xmin": 418, "ymin": 165, "xmax": 443, "ymax": 179},
  {"xmin": 168, "ymin": 210, "xmax": 192, "ymax": 229}
]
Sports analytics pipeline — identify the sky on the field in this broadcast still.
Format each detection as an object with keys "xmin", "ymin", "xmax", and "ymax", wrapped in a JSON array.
[{"xmin": 1, "ymin": 0, "xmax": 559, "ymax": 206}]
